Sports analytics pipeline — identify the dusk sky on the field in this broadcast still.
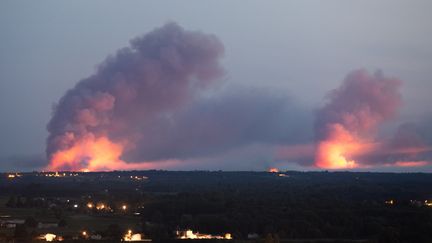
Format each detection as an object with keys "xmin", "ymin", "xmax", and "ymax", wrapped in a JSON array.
[{"xmin": 1, "ymin": 0, "xmax": 432, "ymax": 172}]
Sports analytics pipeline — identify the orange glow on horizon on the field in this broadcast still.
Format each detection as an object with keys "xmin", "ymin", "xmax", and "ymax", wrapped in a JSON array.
[
  {"xmin": 47, "ymin": 135, "xmax": 180, "ymax": 172},
  {"xmin": 47, "ymin": 132, "xmax": 432, "ymax": 172},
  {"xmin": 313, "ymin": 123, "xmax": 383, "ymax": 169},
  {"xmin": 268, "ymin": 168, "xmax": 279, "ymax": 173},
  {"xmin": 394, "ymin": 161, "xmax": 429, "ymax": 167},
  {"xmin": 48, "ymin": 135, "xmax": 125, "ymax": 172},
  {"xmin": 315, "ymin": 141, "xmax": 358, "ymax": 169},
  {"xmin": 315, "ymin": 124, "xmax": 367, "ymax": 169},
  {"xmin": 316, "ymin": 140, "xmax": 432, "ymax": 169}
]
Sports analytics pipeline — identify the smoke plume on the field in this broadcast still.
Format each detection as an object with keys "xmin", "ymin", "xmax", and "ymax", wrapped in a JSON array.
[
  {"xmin": 46, "ymin": 23, "xmax": 224, "ymax": 171},
  {"xmin": 47, "ymin": 23, "xmax": 428, "ymax": 172},
  {"xmin": 314, "ymin": 70, "xmax": 403, "ymax": 169},
  {"xmin": 122, "ymin": 88, "xmax": 312, "ymax": 162},
  {"xmin": 357, "ymin": 115, "xmax": 432, "ymax": 167}
]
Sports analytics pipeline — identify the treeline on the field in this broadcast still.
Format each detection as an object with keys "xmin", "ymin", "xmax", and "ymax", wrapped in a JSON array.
[{"xmin": 3, "ymin": 171, "xmax": 432, "ymax": 242}]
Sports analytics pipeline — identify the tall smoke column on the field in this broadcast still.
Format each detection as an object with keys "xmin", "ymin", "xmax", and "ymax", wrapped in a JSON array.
[
  {"xmin": 314, "ymin": 70, "xmax": 402, "ymax": 169},
  {"xmin": 46, "ymin": 23, "xmax": 224, "ymax": 171}
]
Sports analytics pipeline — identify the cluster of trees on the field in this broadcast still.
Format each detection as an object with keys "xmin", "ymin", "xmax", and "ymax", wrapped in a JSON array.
[{"xmin": 135, "ymin": 172, "xmax": 432, "ymax": 242}]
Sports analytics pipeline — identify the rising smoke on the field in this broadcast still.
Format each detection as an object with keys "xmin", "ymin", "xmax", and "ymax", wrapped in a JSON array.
[
  {"xmin": 314, "ymin": 70, "xmax": 403, "ymax": 169},
  {"xmin": 46, "ymin": 23, "xmax": 225, "ymax": 171},
  {"xmin": 122, "ymin": 87, "xmax": 312, "ymax": 162},
  {"xmin": 356, "ymin": 115, "xmax": 432, "ymax": 167},
  {"xmin": 46, "ymin": 23, "xmax": 311, "ymax": 172},
  {"xmin": 46, "ymin": 23, "xmax": 430, "ymax": 172}
]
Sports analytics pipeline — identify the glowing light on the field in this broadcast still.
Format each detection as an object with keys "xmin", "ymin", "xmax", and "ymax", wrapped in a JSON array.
[
  {"xmin": 124, "ymin": 230, "xmax": 143, "ymax": 241},
  {"xmin": 177, "ymin": 230, "xmax": 233, "ymax": 240},
  {"xmin": 87, "ymin": 203, "xmax": 94, "ymax": 209},
  {"xmin": 7, "ymin": 173, "xmax": 21, "ymax": 179},
  {"xmin": 385, "ymin": 199, "xmax": 394, "ymax": 205},
  {"xmin": 314, "ymin": 124, "xmax": 369, "ymax": 169},
  {"xmin": 122, "ymin": 205, "xmax": 127, "ymax": 210},
  {"xmin": 42, "ymin": 171, "xmax": 71, "ymax": 177},
  {"xmin": 47, "ymin": 134, "xmax": 180, "ymax": 172},
  {"xmin": 37, "ymin": 233, "xmax": 57, "ymax": 242},
  {"xmin": 314, "ymin": 70, "xmax": 402, "ymax": 169},
  {"xmin": 395, "ymin": 161, "xmax": 428, "ymax": 167},
  {"xmin": 40, "ymin": 233, "xmax": 57, "ymax": 241},
  {"xmin": 268, "ymin": 168, "xmax": 279, "ymax": 173},
  {"xmin": 96, "ymin": 203, "xmax": 106, "ymax": 210},
  {"xmin": 48, "ymin": 135, "xmax": 125, "ymax": 172},
  {"xmin": 315, "ymin": 141, "xmax": 357, "ymax": 169},
  {"xmin": 131, "ymin": 175, "xmax": 148, "ymax": 180}
]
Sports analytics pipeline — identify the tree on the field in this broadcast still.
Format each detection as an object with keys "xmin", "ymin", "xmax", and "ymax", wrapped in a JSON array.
[
  {"xmin": 105, "ymin": 224, "xmax": 123, "ymax": 240},
  {"xmin": 151, "ymin": 210, "xmax": 164, "ymax": 223},
  {"xmin": 15, "ymin": 197, "xmax": 24, "ymax": 208},
  {"xmin": 53, "ymin": 207, "xmax": 63, "ymax": 219},
  {"xmin": 58, "ymin": 218, "xmax": 67, "ymax": 227},
  {"xmin": 378, "ymin": 227, "xmax": 400, "ymax": 243},
  {"xmin": 265, "ymin": 233, "xmax": 274, "ymax": 243},
  {"xmin": 24, "ymin": 217, "xmax": 38, "ymax": 228},
  {"xmin": 5, "ymin": 196, "xmax": 16, "ymax": 207},
  {"xmin": 274, "ymin": 233, "xmax": 280, "ymax": 243},
  {"xmin": 14, "ymin": 224, "xmax": 28, "ymax": 239}
]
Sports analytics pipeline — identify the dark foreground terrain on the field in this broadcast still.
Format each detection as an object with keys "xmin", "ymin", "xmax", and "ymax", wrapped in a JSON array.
[{"xmin": 1, "ymin": 171, "xmax": 432, "ymax": 242}]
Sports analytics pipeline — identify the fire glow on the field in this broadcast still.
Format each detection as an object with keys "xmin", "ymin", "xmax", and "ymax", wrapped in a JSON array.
[
  {"xmin": 177, "ymin": 230, "xmax": 232, "ymax": 240},
  {"xmin": 314, "ymin": 70, "xmax": 403, "ymax": 169},
  {"xmin": 44, "ymin": 23, "xmax": 431, "ymax": 172},
  {"xmin": 315, "ymin": 124, "xmax": 359, "ymax": 169},
  {"xmin": 45, "ymin": 23, "xmax": 224, "ymax": 172},
  {"xmin": 268, "ymin": 168, "xmax": 279, "ymax": 173},
  {"xmin": 48, "ymin": 135, "xmax": 125, "ymax": 171},
  {"xmin": 47, "ymin": 134, "xmax": 181, "ymax": 171},
  {"xmin": 315, "ymin": 142, "xmax": 357, "ymax": 169}
]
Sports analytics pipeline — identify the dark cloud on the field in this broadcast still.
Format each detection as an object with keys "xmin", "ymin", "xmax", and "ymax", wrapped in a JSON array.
[
  {"xmin": 123, "ymin": 88, "xmax": 313, "ymax": 162},
  {"xmin": 315, "ymin": 70, "xmax": 402, "ymax": 140},
  {"xmin": 358, "ymin": 114, "xmax": 432, "ymax": 166}
]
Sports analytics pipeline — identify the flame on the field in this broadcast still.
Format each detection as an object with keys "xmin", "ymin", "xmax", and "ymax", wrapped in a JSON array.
[
  {"xmin": 47, "ymin": 135, "xmax": 125, "ymax": 171},
  {"xmin": 314, "ymin": 70, "xmax": 403, "ymax": 169},
  {"xmin": 315, "ymin": 141, "xmax": 357, "ymax": 169},
  {"xmin": 268, "ymin": 168, "xmax": 279, "ymax": 173},
  {"xmin": 314, "ymin": 124, "xmax": 371, "ymax": 169},
  {"xmin": 316, "ymin": 138, "xmax": 432, "ymax": 169},
  {"xmin": 47, "ymin": 134, "xmax": 179, "ymax": 172}
]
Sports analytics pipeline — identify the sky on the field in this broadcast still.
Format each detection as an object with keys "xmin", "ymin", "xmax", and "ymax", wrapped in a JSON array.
[{"xmin": 0, "ymin": 0, "xmax": 431, "ymax": 172}]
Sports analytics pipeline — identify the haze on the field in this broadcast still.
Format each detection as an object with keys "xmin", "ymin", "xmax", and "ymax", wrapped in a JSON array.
[{"xmin": 1, "ymin": 0, "xmax": 432, "ymax": 171}]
